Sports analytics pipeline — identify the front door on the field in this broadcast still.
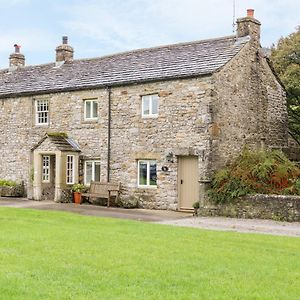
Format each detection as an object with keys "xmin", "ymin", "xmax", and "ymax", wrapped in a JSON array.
[{"xmin": 178, "ymin": 156, "xmax": 199, "ymax": 210}]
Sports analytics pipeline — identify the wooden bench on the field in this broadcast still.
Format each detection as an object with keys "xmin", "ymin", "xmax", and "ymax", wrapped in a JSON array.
[{"xmin": 81, "ymin": 181, "xmax": 121, "ymax": 207}]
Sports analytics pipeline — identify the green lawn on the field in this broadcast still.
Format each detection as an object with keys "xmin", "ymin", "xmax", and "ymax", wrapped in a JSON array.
[{"xmin": 0, "ymin": 208, "xmax": 299, "ymax": 300}]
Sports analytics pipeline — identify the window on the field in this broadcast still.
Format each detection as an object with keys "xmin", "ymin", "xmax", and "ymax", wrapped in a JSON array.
[
  {"xmin": 84, "ymin": 99, "xmax": 98, "ymax": 120},
  {"xmin": 35, "ymin": 99, "xmax": 49, "ymax": 125},
  {"xmin": 42, "ymin": 156, "xmax": 50, "ymax": 182},
  {"xmin": 66, "ymin": 155, "xmax": 75, "ymax": 184},
  {"xmin": 142, "ymin": 94, "xmax": 159, "ymax": 117},
  {"xmin": 138, "ymin": 160, "xmax": 157, "ymax": 187},
  {"xmin": 84, "ymin": 160, "xmax": 101, "ymax": 185}
]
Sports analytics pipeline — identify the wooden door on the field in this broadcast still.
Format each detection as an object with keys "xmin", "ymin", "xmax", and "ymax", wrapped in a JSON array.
[{"xmin": 178, "ymin": 156, "xmax": 199, "ymax": 210}]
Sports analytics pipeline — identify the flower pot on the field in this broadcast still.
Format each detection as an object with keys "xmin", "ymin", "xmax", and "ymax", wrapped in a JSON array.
[{"xmin": 73, "ymin": 192, "xmax": 81, "ymax": 204}]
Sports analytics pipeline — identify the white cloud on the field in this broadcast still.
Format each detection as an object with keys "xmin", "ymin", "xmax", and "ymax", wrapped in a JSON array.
[
  {"xmin": 61, "ymin": 0, "xmax": 300, "ymax": 56},
  {"xmin": 0, "ymin": 0, "xmax": 299, "ymax": 67}
]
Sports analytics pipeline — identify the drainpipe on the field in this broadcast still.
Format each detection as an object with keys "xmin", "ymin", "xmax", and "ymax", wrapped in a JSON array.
[{"xmin": 107, "ymin": 86, "xmax": 112, "ymax": 182}]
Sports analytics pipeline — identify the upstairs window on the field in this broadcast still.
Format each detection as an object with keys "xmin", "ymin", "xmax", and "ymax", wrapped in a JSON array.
[
  {"xmin": 142, "ymin": 94, "xmax": 159, "ymax": 118},
  {"xmin": 84, "ymin": 99, "xmax": 98, "ymax": 121},
  {"xmin": 138, "ymin": 160, "xmax": 157, "ymax": 187},
  {"xmin": 35, "ymin": 99, "xmax": 49, "ymax": 125}
]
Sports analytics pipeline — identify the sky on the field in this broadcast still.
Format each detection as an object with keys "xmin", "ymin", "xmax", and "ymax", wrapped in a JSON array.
[{"xmin": 0, "ymin": 0, "xmax": 299, "ymax": 69}]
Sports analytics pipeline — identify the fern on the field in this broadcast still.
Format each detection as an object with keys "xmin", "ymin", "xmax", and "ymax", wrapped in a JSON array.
[{"xmin": 207, "ymin": 149, "xmax": 300, "ymax": 204}]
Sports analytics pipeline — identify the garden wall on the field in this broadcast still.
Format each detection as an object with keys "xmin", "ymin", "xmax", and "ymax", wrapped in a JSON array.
[{"xmin": 199, "ymin": 194, "xmax": 300, "ymax": 222}]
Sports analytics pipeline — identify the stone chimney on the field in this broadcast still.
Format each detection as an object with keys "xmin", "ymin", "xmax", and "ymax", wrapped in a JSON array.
[
  {"xmin": 237, "ymin": 9, "xmax": 261, "ymax": 44},
  {"xmin": 9, "ymin": 44, "xmax": 25, "ymax": 68},
  {"xmin": 55, "ymin": 36, "xmax": 74, "ymax": 63}
]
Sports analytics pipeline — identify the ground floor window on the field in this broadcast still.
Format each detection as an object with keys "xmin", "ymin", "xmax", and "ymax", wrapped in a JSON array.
[
  {"xmin": 84, "ymin": 160, "xmax": 101, "ymax": 185},
  {"xmin": 138, "ymin": 160, "xmax": 157, "ymax": 187},
  {"xmin": 42, "ymin": 155, "xmax": 50, "ymax": 182},
  {"xmin": 66, "ymin": 155, "xmax": 75, "ymax": 184}
]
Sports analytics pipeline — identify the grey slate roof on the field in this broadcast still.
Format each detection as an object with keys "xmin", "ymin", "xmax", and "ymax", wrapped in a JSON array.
[
  {"xmin": 32, "ymin": 134, "xmax": 81, "ymax": 152},
  {"xmin": 0, "ymin": 35, "xmax": 250, "ymax": 98}
]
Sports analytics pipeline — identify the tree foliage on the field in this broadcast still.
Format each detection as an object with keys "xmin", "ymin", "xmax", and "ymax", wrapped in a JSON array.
[
  {"xmin": 207, "ymin": 149, "xmax": 300, "ymax": 204},
  {"xmin": 270, "ymin": 27, "xmax": 300, "ymax": 142}
]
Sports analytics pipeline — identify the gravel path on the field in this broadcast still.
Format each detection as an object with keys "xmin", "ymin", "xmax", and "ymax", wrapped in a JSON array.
[{"xmin": 157, "ymin": 216, "xmax": 300, "ymax": 237}]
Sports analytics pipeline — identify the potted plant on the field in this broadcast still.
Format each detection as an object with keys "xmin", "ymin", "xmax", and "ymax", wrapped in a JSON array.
[
  {"xmin": 192, "ymin": 201, "xmax": 200, "ymax": 216},
  {"xmin": 71, "ymin": 183, "xmax": 86, "ymax": 204}
]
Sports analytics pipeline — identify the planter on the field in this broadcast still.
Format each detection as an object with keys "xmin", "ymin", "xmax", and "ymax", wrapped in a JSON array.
[
  {"xmin": 0, "ymin": 185, "xmax": 24, "ymax": 197},
  {"xmin": 73, "ymin": 192, "xmax": 82, "ymax": 204}
]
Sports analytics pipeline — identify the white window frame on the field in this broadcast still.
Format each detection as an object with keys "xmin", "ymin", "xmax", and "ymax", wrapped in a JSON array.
[
  {"xmin": 84, "ymin": 160, "xmax": 101, "ymax": 185},
  {"xmin": 84, "ymin": 99, "xmax": 98, "ymax": 121},
  {"xmin": 42, "ymin": 155, "xmax": 50, "ymax": 182},
  {"xmin": 137, "ymin": 160, "xmax": 157, "ymax": 188},
  {"xmin": 35, "ymin": 99, "xmax": 49, "ymax": 125},
  {"xmin": 66, "ymin": 155, "xmax": 75, "ymax": 185},
  {"xmin": 142, "ymin": 94, "xmax": 159, "ymax": 118}
]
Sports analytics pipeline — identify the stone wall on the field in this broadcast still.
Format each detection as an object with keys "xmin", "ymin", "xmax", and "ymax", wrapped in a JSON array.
[
  {"xmin": 211, "ymin": 40, "xmax": 288, "ymax": 171},
  {"xmin": 0, "ymin": 77, "xmax": 213, "ymax": 208},
  {"xmin": 199, "ymin": 194, "xmax": 300, "ymax": 222},
  {"xmin": 109, "ymin": 78, "xmax": 213, "ymax": 209}
]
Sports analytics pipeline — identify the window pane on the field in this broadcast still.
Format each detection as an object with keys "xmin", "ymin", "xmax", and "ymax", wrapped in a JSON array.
[
  {"xmin": 86, "ymin": 162, "xmax": 93, "ymax": 185},
  {"xmin": 66, "ymin": 155, "xmax": 74, "ymax": 184},
  {"xmin": 95, "ymin": 162, "xmax": 100, "ymax": 182},
  {"xmin": 151, "ymin": 96, "xmax": 158, "ymax": 115},
  {"xmin": 36, "ymin": 100, "xmax": 49, "ymax": 124},
  {"xmin": 143, "ymin": 97, "xmax": 150, "ymax": 115},
  {"xmin": 139, "ymin": 162, "xmax": 147, "ymax": 185},
  {"xmin": 85, "ymin": 101, "xmax": 91, "ymax": 119},
  {"xmin": 92, "ymin": 101, "xmax": 98, "ymax": 118},
  {"xmin": 149, "ymin": 161, "xmax": 157, "ymax": 186}
]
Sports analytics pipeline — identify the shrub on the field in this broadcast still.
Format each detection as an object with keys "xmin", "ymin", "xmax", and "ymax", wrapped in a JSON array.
[
  {"xmin": 0, "ymin": 180, "xmax": 17, "ymax": 187},
  {"xmin": 208, "ymin": 149, "xmax": 300, "ymax": 204},
  {"xmin": 71, "ymin": 183, "xmax": 87, "ymax": 193}
]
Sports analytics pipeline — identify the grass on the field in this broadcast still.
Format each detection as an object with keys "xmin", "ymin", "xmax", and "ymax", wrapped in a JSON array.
[{"xmin": 0, "ymin": 208, "xmax": 299, "ymax": 300}]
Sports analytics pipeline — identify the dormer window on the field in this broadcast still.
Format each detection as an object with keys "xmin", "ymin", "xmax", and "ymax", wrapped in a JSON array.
[
  {"xmin": 84, "ymin": 99, "xmax": 98, "ymax": 121},
  {"xmin": 35, "ymin": 99, "xmax": 49, "ymax": 125},
  {"xmin": 142, "ymin": 94, "xmax": 159, "ymax": 118}
]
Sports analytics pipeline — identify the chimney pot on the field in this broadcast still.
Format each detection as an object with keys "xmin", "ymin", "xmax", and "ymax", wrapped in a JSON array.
[
  {"xmin": 14, "ymin": 44, "xmax": 21, "ymax": 53},
  {"xmin": 247, "ymin": 9, "xmax": 255, "ymax": 18},
  {"xmin": 9, "ymin": 44, "xmax": 25, "ymax": 68},
  {"xmin": 62, "ymin": 36, "xmax": 68, "ymax": 45}
]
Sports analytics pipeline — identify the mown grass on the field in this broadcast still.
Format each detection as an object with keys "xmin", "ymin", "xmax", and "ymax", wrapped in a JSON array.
[{"xmin": 0, "ymin": 208, "xmax": 299, "ymax": 299}]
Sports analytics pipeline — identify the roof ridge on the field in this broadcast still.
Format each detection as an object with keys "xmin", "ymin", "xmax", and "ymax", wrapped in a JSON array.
[{"xmin": 74, "ymin": 35, "xmax": 237, "ymax": 63}]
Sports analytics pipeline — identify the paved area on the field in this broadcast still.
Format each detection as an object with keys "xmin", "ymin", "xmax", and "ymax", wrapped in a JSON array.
[
  {"xmin": 0, "ymin": 197, "xmax": 299, "ymax": 237},
  {"xmin": 0, "ymin": 197, "xmax": 190, "ymax": 222}
]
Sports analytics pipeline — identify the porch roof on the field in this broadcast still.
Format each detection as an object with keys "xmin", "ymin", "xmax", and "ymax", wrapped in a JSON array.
[{"xmin": 32, "ymin": 134, "xmax": 81, "ymax": 152}]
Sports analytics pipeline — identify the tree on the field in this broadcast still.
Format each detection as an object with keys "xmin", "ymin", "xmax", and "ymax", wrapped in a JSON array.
[{"xmin": 270, "ymin": 27, "xmax": 300, "ymax": 143}]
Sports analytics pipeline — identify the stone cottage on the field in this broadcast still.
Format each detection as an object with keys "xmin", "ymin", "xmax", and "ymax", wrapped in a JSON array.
[{"xmin": 0, "ymin": 10, "xmax": 288, "ymax": 210}]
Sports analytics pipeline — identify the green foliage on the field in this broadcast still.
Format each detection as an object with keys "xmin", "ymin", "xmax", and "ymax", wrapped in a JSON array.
[
  {"xmin": 208, "ymin": 149, "xmax": 300, "ymax": 204},
  {"xmin": 192, "ymin": 201, "xmax": 200, "ymax": 209},
  {"xmin": 0, "ymin": 179, "xmax": 17, "ymax": 186},
  {"xmin": 270, "ymin": 27, "xmax": 300, "ymax": 142},
  {"xmin": 71, "ymin": 183, "xmax": 86, "ymax": 193}
]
